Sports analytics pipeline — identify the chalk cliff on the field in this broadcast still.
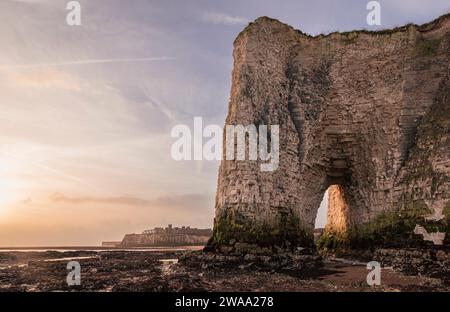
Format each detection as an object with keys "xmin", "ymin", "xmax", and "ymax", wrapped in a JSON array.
[{"xmin": 209, "ymin": 14, "xmax": 450, "ymax": 251}]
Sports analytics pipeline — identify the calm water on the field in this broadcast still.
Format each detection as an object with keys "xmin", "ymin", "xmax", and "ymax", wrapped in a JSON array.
[{"xmin": 0, "ymin": 246, "xmax": 204, "ymax": 253}]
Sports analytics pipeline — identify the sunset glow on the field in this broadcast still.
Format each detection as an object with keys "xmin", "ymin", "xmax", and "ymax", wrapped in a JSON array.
[{"xmin": 1, "ymin": 0, "xmax": 449, "ymax": 247}]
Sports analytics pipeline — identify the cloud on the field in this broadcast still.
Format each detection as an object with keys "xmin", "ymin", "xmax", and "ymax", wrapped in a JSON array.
[
  {"xmin": 144, "ymin": 96, "xmax": 179, "ymax": 124},
  {"xmin": 50, "ymin": 192, "xmax": 151, "ymax": 206},
  {"xmin": 201, "ymin": 12, "xmax": 248, "ymax": 26},
  {"xmin": 8, "ymin": 0, "xmax": 49, "ymax": 3},
  {"xmin": 153, "ymin": 194, "xmax": 212, "ymax": 211},
  {"xmin": 107, "ymin": 83, "xmax": 180, "ymax": 125},
  {"xmin": 0, "ymin": 57, "xmax": 172, "ymax": 70},
  {"xmin": 0, "ymin": 150, "xmax": 86, "ymax": 185},
  {"xmin": 4, "ymin": 68, "xmax": 82, "ymax": 91},
  {"xmin": 49, "ymin": 192, "xmax": 212, "ymax": 211}
]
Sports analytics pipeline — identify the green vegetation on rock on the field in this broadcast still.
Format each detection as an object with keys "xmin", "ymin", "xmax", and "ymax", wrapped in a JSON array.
[
  {"xmin": 211, "ymin": 210, "xmax": 313, "ymax": 248},
  {"xmin": 318, "ymin": 199, "xmax": 450, "ymax": 252}
]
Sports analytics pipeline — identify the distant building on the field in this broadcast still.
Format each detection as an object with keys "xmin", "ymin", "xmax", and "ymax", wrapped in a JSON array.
[{"xmin": 120, "ymin": 225, "xmax": 212, "ymax": 247}]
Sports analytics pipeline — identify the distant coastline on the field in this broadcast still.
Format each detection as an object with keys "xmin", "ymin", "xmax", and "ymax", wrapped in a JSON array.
[{"xmin": 114, "ymin": 224, "xmax": 212, "ymax": 248}]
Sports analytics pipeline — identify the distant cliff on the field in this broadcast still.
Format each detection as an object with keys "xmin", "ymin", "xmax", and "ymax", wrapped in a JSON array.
[{"xmin": 120, "ymin": 224, "xmax": 212, "ymax": 247}]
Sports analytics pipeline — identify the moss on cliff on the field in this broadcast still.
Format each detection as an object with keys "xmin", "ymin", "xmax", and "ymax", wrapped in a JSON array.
[
  {"xmin": 317, "ymin": 231, "xmax": 347, "ymax": 251},
  {"xmin": 211, "ymin": 210, "xmax": 313, "ymax": 248}
]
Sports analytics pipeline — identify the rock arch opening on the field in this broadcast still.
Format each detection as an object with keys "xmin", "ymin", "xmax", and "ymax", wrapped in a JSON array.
[
  {"xmin": 314, "ymin": 190, "xmax": 328, "ymax": 230},
  {"xmin": 314, "ymin": 185, "xmax": 351, "ymax": 249}
]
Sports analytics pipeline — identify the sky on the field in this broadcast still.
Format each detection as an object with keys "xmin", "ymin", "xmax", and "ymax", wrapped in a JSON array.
[{"xmin": 0, "ymin": 0, "xmax": 449, "ymax": 246}]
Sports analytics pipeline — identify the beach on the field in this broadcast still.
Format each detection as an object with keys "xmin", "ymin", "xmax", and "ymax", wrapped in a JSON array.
[{"xmin": 0, "ymin": 248, "xmax": 448, "ymax": 292}]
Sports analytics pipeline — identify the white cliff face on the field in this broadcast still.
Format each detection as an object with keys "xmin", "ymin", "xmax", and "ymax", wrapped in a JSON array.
[
  {"xmin": 414, "ymin": 225, "xmax": 446, "ymax": 245},
  {"xmin": 211, "ymin": 14, "xmax": 450, "ymax": 249}
]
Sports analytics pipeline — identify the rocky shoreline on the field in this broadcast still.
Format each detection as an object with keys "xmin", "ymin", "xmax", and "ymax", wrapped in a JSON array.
[{"xmin": 0, "ymin": 248, "xmax": 448, "ymax": 292}]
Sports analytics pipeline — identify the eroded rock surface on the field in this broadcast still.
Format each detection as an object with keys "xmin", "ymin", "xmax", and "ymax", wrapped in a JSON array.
[
  {"xmin": 211, "ymin": 14, "xmax": 450, "ymax": 250},
  {"xmin": 1, "ymin": 250, "xmax": 447, "ymax": 292}
]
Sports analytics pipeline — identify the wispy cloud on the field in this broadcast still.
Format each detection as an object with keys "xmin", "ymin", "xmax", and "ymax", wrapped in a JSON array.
[
  {"xmin": 201, "ymin": 12, "xmax": 248, "ymax": 26},
  {"xmin": 8, "ymin": 0, "xmax": 49, "ymax": 3},
  {"xmin": 0, "ymin": 57, "xmax": 172, "ymax": 70},
  {"xmin": 50, "ymin": 193, "xmax": 151, "ymax": 206},
  {"xmin": 5, "ymin": 68, "xmax": 82, "ymax": 91},
  {"xmin": 144, "ymin": 96, "xmax": 179, "ymax": 124},
  {"xmin": 49, "ymin": 192, "xmax": 212, "ymax": 211},
  {"xmin": 1, "ymin": 151, "xmax": 85, "ymax": 185}
]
